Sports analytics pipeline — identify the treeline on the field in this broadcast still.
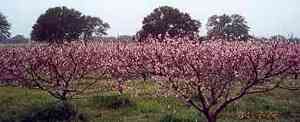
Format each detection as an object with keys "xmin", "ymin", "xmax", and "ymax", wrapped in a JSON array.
[{"xmin": 1, "ymin": 6, "xmax": 299, "ymax": 43}]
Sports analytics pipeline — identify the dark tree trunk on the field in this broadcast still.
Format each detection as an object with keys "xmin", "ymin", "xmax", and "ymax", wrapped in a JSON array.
[
  {"xmin": 207, "ymin": 116, "xmax": 217, "ymax": 122},
  {"xmin": 142, "ymin": 73, "xmax": 147, "ymax": 81},
  {"xmin": 294, "ymin": 74, "xmax": 298, "ymax": 79},
  {"xmin": 117, "ymin": 79, "xmax": 124, "ymax": 94},
  {"xmin": 204, "ymin": 112, "xmax": 217, "ymax": 122}
]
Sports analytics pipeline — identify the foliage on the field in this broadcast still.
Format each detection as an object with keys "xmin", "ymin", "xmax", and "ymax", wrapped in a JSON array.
[
  {"xmin": 0, "ymin": 12, "xmax": 11, "ymax": 41},
  {"xmin": 31, "ymin": 6, "xmax": 109, "ymax": 43},
  {"xmin": 137, "ymin": 6, "xmax": 201, "ymax": 40},
  {"xmin": 207, "ymin": 14, "xmax": 250, "ymax": 41},
  {"xmin": 81, "ymin": 15, "xmax": 110, "ymax": 40}
]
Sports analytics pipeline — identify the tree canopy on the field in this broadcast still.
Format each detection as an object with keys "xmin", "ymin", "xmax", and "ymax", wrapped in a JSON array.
[
  {"xmin": 0, "ymin": 12, "xmax": 11, "ymax": 41},
  {"xmin": 207, "ymin": 14, "xmax": 250, "ymax": 41},
  {"xmin": 31, "ymin": 6, "xmax": 109, "ymax": 43},
  {"xmin": 81, "ymin": 15, "xmax": 110, "ymax": 40},
  {"xmin": 137, "ymin": 6, "xmax": 201, "ymax": 41}
]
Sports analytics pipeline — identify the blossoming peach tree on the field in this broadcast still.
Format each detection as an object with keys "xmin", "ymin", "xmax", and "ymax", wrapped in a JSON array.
[
  {"xmin": 143, "ymin": 41, "xmax": 300, "ymax": 122},
  {"xmin": 0, "ymin": 42, "xmax": 112, "ymax": 101}
]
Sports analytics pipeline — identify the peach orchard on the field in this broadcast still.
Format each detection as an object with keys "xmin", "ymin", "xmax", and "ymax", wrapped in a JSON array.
[{"xmin": 0, "ymin": 39, "xmax": 299, "ymax": 122}]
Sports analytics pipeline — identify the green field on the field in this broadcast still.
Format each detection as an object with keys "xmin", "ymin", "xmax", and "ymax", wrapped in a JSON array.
[{"xmin": 0, "ymin": 80, "xmax": 299, "ymax": 122}]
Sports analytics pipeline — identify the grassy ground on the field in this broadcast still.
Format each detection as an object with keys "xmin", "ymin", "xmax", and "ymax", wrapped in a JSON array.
[{"xmin": 0, "ymin": 80, "xmax": 299, "ymax": 122}]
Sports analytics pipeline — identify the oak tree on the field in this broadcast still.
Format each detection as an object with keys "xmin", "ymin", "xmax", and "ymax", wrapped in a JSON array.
[{"xmin": 138, "ymin": 6, "xmax": 201, "ymax": 41}]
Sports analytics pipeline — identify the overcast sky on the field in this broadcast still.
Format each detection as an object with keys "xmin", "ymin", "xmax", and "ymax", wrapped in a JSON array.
[{"xmin": 1, "ymin": 0, "xmax": 300, "ymax": 38}]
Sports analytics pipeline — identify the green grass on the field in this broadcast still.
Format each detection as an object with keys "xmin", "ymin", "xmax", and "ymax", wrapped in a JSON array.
[
  {"xmin": 0, "ymin": 86, "xmax": 56, "ymax": 121},
  {"xmin": 0, "ymin": 81, "xmax": 299, "ymax": 122}
]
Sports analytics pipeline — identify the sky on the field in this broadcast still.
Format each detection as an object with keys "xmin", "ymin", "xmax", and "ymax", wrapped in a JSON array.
[{"xmin": 1, "ymin": 0, "xmax": 300, "ymax": 38}]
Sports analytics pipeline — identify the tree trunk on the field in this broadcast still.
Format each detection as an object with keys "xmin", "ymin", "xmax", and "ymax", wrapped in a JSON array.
[
  {"xmin": 142, "ymin": 73, "xmax": 148, "ymax": 81},
  {"xmin": 207, "ymin": 116, "xmax": 217, "ymax": 122},
  {"xmin": 59, "ymin": 99, "xmax": 77, "ymax": 120},
  {"xmin": 205, "ymin": 113, "xmax": 217, "ymax": 122}
]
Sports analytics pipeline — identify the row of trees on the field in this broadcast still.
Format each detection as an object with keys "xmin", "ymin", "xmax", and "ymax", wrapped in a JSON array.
[
  {"xmin": 0, "ymin": 6, "xmax": 260, "ymax": 43},
  {"xmin": 1, "ymin": 40, "xmax": 299, "ymax": 122},
  {"xmin": 137, "ymin": 6, "xmax": 251, "ymax": 41}
]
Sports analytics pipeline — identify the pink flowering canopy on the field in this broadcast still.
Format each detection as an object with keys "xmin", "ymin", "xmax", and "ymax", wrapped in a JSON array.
[{"xmin": 0, "ymin": 43, "xmax": 111, "ymax": 99}]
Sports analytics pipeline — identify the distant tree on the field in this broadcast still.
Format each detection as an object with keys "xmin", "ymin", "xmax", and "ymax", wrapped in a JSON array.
[
  {"xmin": 270, "ymin": 34, "xmax": 287, "ymax": 41},
  {"xmin": 31, "ymin": 6, "xmax": 109, "ymax": 43},
  {"xmin": 207, "ymin": 14, "xmax": 250, "ymax": 41},
  {"xmin": 118, "ymin": 35, "xmax": 133, "ymax": 41},
  {"xmin": 273, "ymin": 34, "xmax": 300, "ymax": 43},
  {"xmin": 81, "ymin": 15, "xmax": 110, "ymax": 40},
  {"xmin": 31, "ymin": 6, "xmax": 84, "ymax": 43},
  {"xmin": 288, "ymin": 34, "xmax": 300, "ymax": 43},
  {"xmin": 138, "ymin": 6, "xmax": 201, "ymax": 41},
  {"xmin": 0, "ymin": 12, "xmax": 10, "ymax": 41},
  {"xmin": 9, "ymin": 34, "xmax": 29, "ymax": 43}
]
